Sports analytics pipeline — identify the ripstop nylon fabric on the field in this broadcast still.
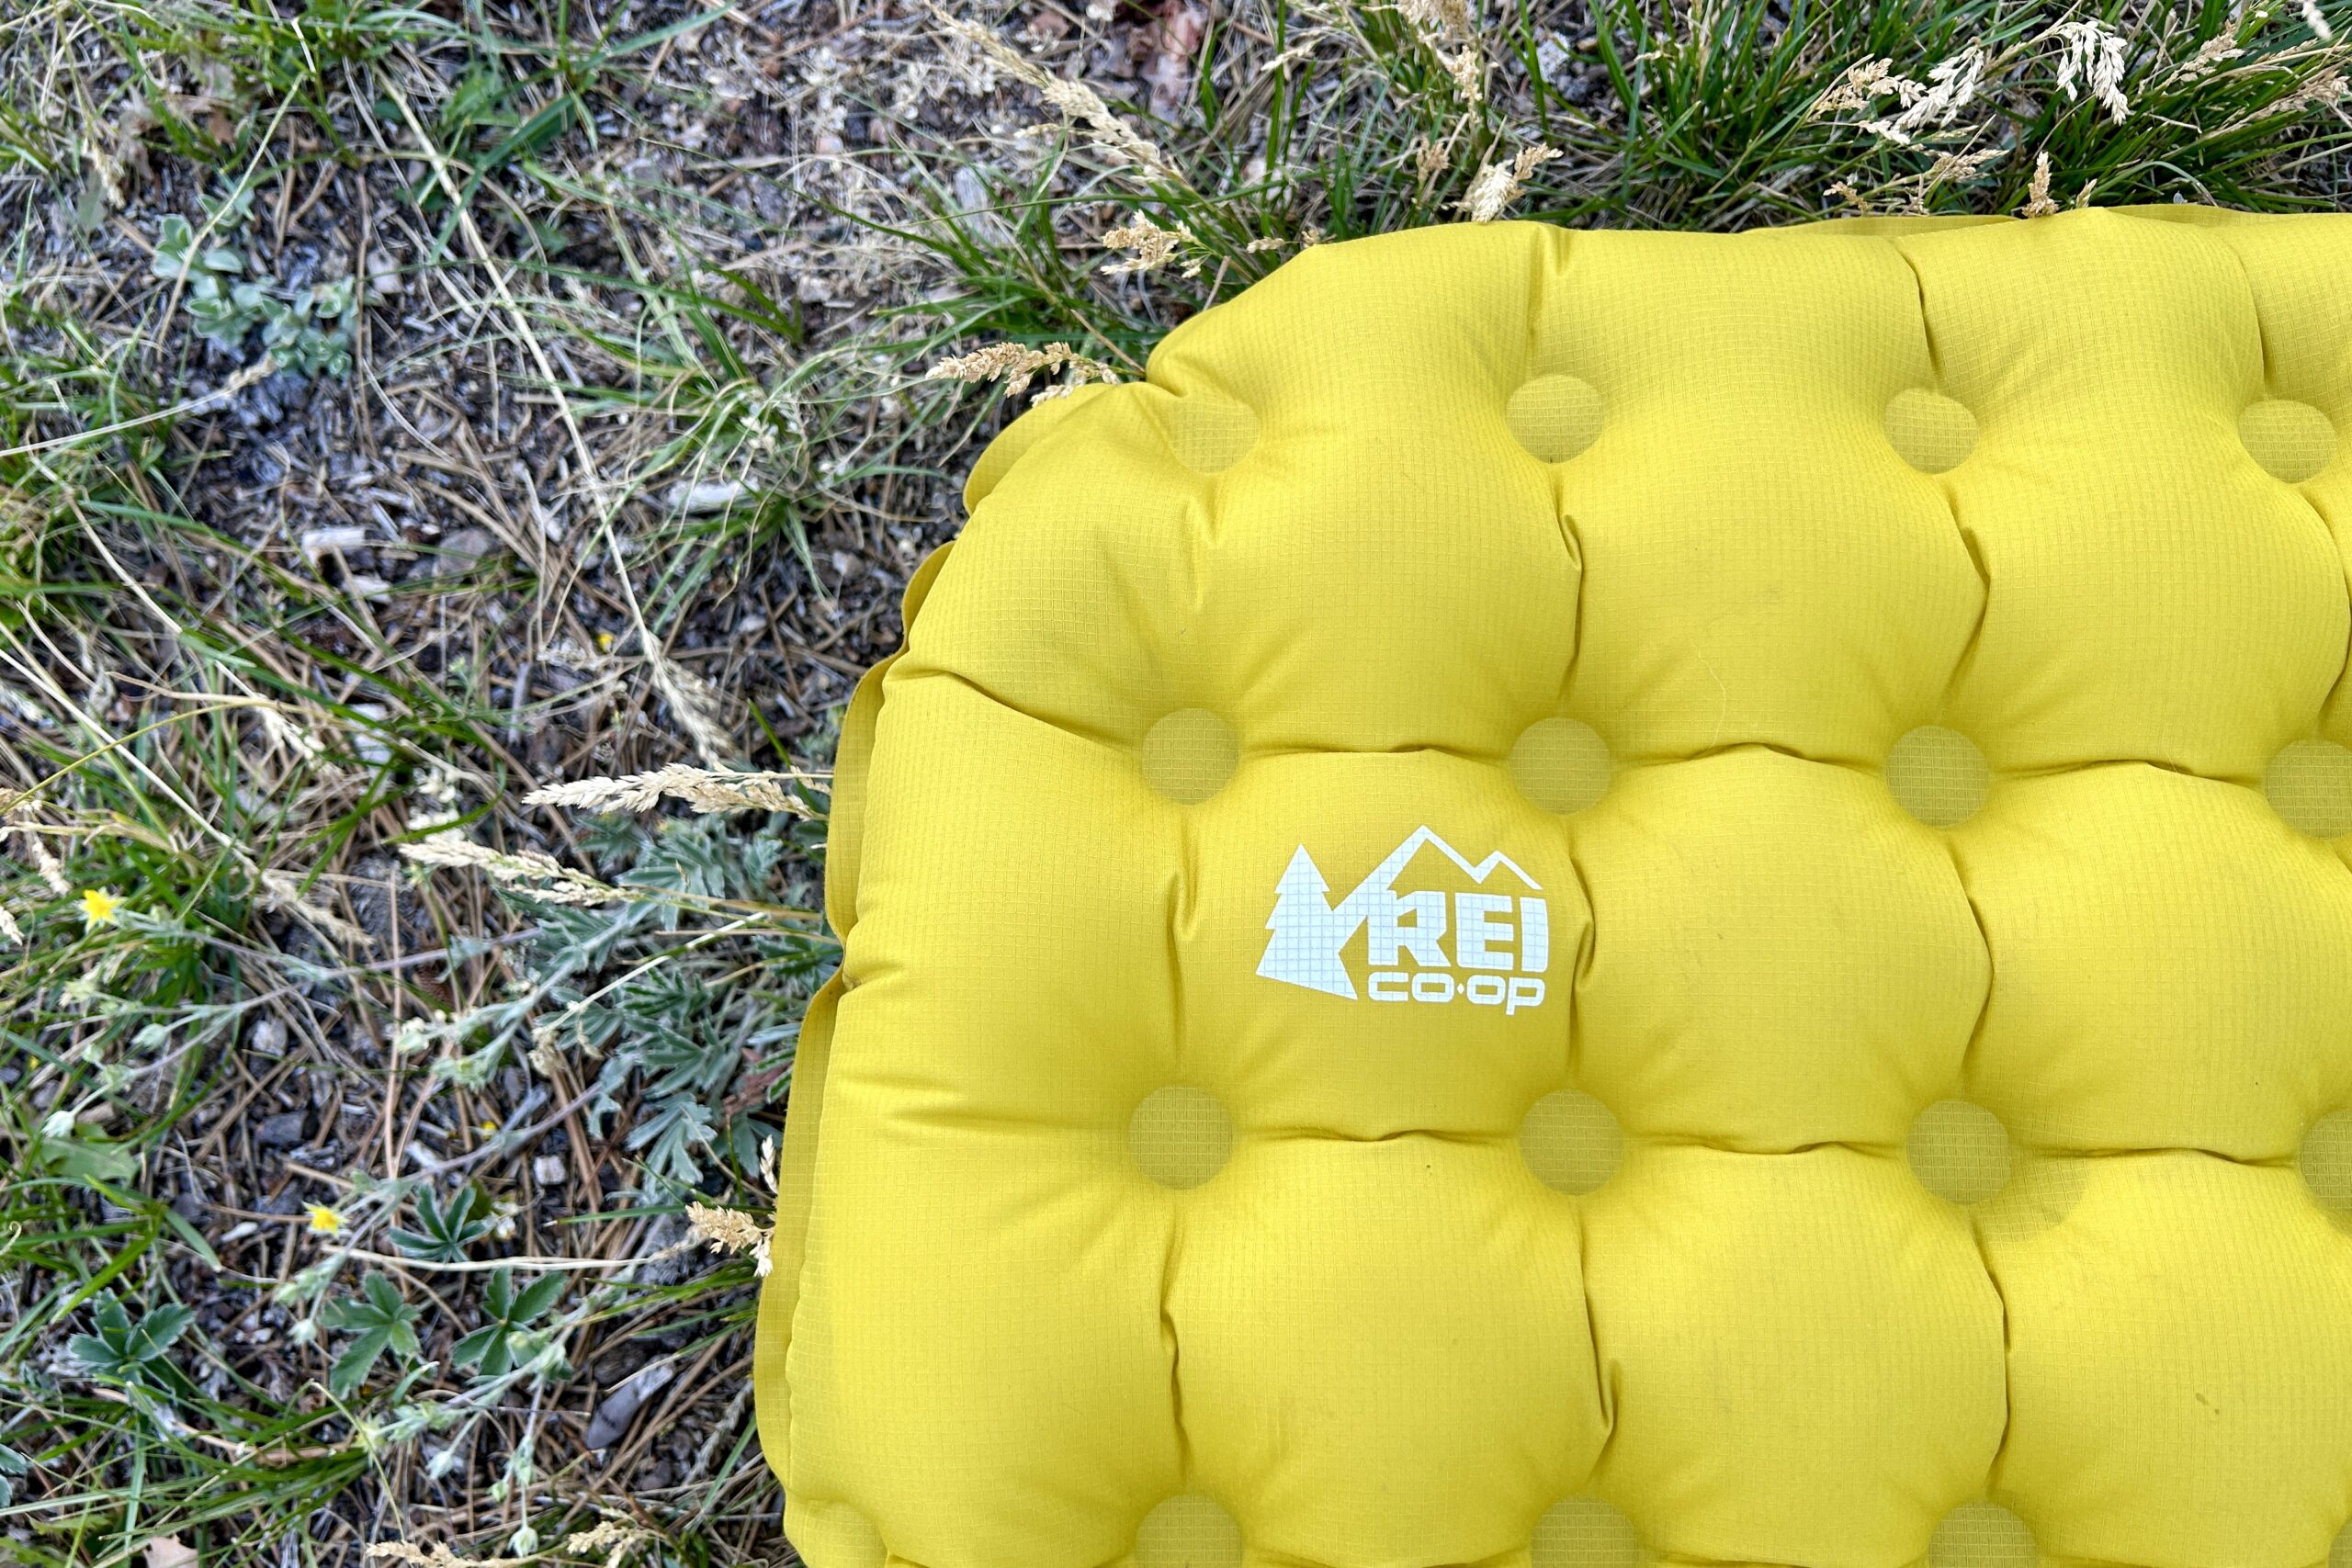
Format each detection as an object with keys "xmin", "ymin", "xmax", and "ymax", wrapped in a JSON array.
[{"xmin": 753, "ymin": 207, "xmax": 2352, "ymax": 1568}]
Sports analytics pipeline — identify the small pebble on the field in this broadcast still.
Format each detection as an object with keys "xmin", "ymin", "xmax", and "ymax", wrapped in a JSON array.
[{"xmin": 254, "ymin": 1111, "xmax": 308, "ymax": 1147}]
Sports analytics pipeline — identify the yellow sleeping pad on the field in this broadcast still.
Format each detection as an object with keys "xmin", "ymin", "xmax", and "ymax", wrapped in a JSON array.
[{"xmin": 755, "ymin": 208, "xmax": 2352, "ymax": 1568}]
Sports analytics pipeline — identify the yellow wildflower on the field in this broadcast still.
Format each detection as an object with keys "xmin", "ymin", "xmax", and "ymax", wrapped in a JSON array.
[
  {"xmin": 306, "ymin": 1203, "xmax": 345, "ymax": 1235},
  {"xmin": 79, "ymin": 888, "xmax": 121, "ymax": 928}
]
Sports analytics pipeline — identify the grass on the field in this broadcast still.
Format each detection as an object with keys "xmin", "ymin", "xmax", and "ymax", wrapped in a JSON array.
[{"xmin": 0, "ymin": 0, "xmax": 2344, "ymax": 1564}]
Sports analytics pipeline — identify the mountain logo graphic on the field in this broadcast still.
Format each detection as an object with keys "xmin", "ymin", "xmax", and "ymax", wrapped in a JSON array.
[{"xmin": 1256, "ymin": 826, "xmax": 1551, "ymax": 1013}]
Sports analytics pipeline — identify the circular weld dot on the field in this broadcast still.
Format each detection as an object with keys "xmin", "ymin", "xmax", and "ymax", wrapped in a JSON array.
[
  {"xmin": 1885, "ymin": 388, "xmax": 1980, "ymax": 474},
  {"xmin": 2302, "ymin": 1111, "xmax": 2352, "ymax": 1213},
  {"xmin": 1531, "ymin": 1495, "xmax": 1642, "ymax": 1568},
  {"xmin": 1886, "ymin": 726, "xmax": 1990, "ymax": 829},
  {"xmin": 1908, "ymin": 1100, "xmax": 2014, "ymax": 1207},
  {"xmin": 1928, "ymin": 1502, "xmax": 2038, "ymax": 1568},
  {"xmin": 1130, "ymin": 1088, "xmax": 1233, "ymax": 1190},
  {"xmin": 1163, "ymin": 397, "xmax": 1259, "ymax": 474},
  {"xmin": 2265, "ymin": 739, "xmax": 2352, "ymax": 840},
  {"xmin": 1506, "ymin": 374, "xmax": 1606, "ymax": 463},
  {"xmin": 1520, "ymin": 1090, "xmax": 1623, "ymax": 1196},
  {"xmin": 1134, "ymin": 1494, "xmax": 1243, "ymax": 1568},
  {"xmin": 1509, "ymin": 717, "xmax": 1612, "ymax": 815},
  {"xmin": 1885, "ymin": 389, "xmax": 1980, "ymax": 474},
  {"xmin": 1141, "ymin": 708, "xmax": 1239, "ymax": 805},
  {"xmin": 2239, "ymin": 399, "xmax": 2337, "ymax": 485}
]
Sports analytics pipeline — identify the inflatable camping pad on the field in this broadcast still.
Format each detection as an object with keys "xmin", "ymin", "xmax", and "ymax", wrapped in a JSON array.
[{"xmin": 753, "ymin": 208, "xmax": 2352, "ymax": 1568}]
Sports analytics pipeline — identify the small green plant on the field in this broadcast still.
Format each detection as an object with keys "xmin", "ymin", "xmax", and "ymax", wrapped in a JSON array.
[
  {"xmin": 387, "ymin": 1182, "xmax": 500, "ymax": 1263},
  {"xmin": 150, "ymin": 211, "xmax": 357, "ymax": 371},
  {"xmin": 451, "ymin": 1270, "xmax": 566, "ymax": 1379},
  {"xmin": 263, "ymin": 276, "xmax": 357, "ymax": 376},
  {"xmin": 66, "ymin": 1296, "xmax": 200, "ymax": 1404},
  {"xmin": 151, "ymin": 213, "xmax": 271, "ymax": 352},
  {"xmin": 537, "ymin": 812, "xmax": 831, "ymax": 1187},
  {"xmin": 322, "ymin": 1274, "xmax": 422, "ymax": 1399}
]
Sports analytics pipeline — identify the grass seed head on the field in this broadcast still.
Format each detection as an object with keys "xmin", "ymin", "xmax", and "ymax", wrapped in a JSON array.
[
  {"xmin": 260, "ymin": 870, "xmax": 376, "ymax": 949},
  {"xmin": 2174, "ymin": 32, "xmax": 2246, "ymax": 80},
  {"xmin": 1811, "ymin": 58, "xmax": 1908, "ymax": 118},
  {"xmin": 561, "ymin": 1523, "xmax": 653, "ymax": 1568},
  {"xmin": 525, "ymin": 764, "xmax": 821, "ymax": 817},
  {"xmin": 647, "ymin": 656, "xmax": 742, "ymax": 771},
  {"xmin": 11, "ymin": 810, "xmax": 71, "ymax": 896},
  {"xmin": 927, "ymin": 341, "xmax": 1121, "ymax": 402},
  {"xmin": 1396, "ymin": 0, "xmax": 1485, "ymax": 102},
  {"xmin": 685, "ymin": 1201, "xmax": 774, "ymax": 1276},
  {"xmin": 2053, "ymin": 19, "xmax": 2132, "ymax": 123},
  {"xmin": 365, "ymin": 1545, "xmax": 468, "ymax": 1568},
  {"xmin": 2277, "ymin": 64, "xmax": 2347, "ymax": 111},
  {"xmin": 1101, "ymin": 214, "xmax": 1201, "ymax": 276},
  {"xmin": 1398, "ymin": 0, "xmax": 1472, "ymax": 35},
  {"xmin": 2020, "ymin": 149, "xmax": 2062, "ymax": 216},
  {"xmin": 1857, "ymin": 46, "xmax": 1986, "ymax": 145},
  {"xmin": 400, "ymin": 831, "xmax": 622, "ymax": 907},
  {"xmin": 929, "ymin": 11, "xmax": 1185, "ymax": 186},
  {"xmin": 1457, "ymin": 144, "xmax": 1557, "ymax": 221}
]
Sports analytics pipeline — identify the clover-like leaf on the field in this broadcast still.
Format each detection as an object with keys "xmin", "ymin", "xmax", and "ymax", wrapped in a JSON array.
[
  {"xmin": 451, "ymin": 1269, "xmax": 565, "ymax": 1380},
  {"xmin": 69, "ymin": 1298, "xmax": 196, "ymax": 1378},
  {"xmin": 321, "ymin": 1274, "xmax": 422, "ymax": 1399},
  {"xmin": 388, "ymin": 1183, "xmax": 498, "ymax": 1264},
  {"xmin": 66, "ymin": 1297, "xmax": 199, "ymax": 1405}
]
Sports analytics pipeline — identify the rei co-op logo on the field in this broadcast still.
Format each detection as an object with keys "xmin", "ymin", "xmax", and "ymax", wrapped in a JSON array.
[{"xmin": 1255, "ymin": 826, "xmax": 1550, "ymax": 1013}]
